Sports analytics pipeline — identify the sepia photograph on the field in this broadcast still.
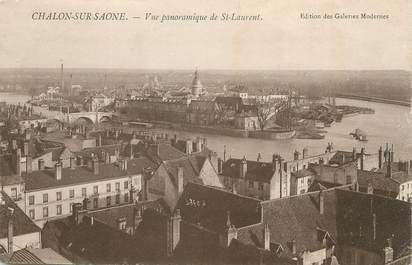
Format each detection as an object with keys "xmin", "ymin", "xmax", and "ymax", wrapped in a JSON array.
[{"xmin": 0, "ymin": 0, "xmax": 410, "ymax": 264}]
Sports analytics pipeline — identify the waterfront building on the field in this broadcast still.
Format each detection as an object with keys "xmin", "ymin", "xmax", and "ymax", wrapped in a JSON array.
[
  {"xmin": 21, "ymin": 156, "xmax": 155, "ymax": 227},
  {"xmin": 219, "ymin": 147, "xmax": 336, "ymax": 200}
]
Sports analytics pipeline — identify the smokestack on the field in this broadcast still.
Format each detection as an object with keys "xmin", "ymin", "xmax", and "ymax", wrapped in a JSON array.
[
  {"xmin": 360, "ymin": 147, "xmax": 365, "ymax": 170},
  {"xmin": 55, "ymin": 162, "xmax": 62, "ymax": 180},
  {"xmin": 7, "ymin": 207, "xmax": 14, "ymax": 254},
  {"xmin": 378, "ymin": 146, "xmax": 383, "ymax": 169},
  {"xmin": 60, "ymin": 63, "xmax": 64, "ymax": 91}
]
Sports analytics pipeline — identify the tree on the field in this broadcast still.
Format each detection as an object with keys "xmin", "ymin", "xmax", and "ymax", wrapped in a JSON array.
[{"xmin": 256, "ymin": 100, "xmax": 287, "ymax": 131}]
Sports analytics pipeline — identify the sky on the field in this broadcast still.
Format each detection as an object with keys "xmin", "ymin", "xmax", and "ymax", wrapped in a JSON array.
[{"xmin": 0, "ymin": 0, "xmax": 410, "ymax": 70}]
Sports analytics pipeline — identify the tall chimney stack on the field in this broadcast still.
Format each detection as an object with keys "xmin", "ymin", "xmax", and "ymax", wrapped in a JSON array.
[
  {"xmin": 360, "ymin": 147, "xmax": 365, "ymax": 170},
  {"xmin": 92, "ymin": 157, "xmax": 99, "ymax": 175},
  {"xmin": 386, "ymin": 154, "xmax": 392, "ymax": 178},
  {"xmin": 177, "ymin": 167, "xmax": 184, "ymax": 194},
  {"xmin": 378, "ymin": 146, "xmax": 383, "ymax": 169},
  {"xmin": 240, "ymin": 156, "xmax": 247, "ymax": 178}
]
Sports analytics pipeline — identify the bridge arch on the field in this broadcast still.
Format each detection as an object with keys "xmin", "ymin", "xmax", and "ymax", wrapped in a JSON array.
[
  {"xmin": 73, "ymin": 116, "xmax": 95, "ymax": 125},
  {"xmin": 99, "ymin": 115, "xmax": 111, "ymax": 123}
]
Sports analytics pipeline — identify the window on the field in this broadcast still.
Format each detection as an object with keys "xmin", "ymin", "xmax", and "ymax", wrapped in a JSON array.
[
  {"xmin": 56, "ymin": 191, "xmax": 62, "ymax": 201},
  {"xmin": 249, "ymin": 180, "xmax": 254, "ymax": 188},
  {"xmin": 43, "ymin": 193, "xmax": 48, "ymax": 203},
  {"xmin": 124, "ymin": 193, "xmax": 129, "ymax": 203},
  {"xmin": 307, "ymin": 178, "xmax": 312, "ymax": 186},
  {"xmin": 93, "ymin": 185, "xmax": 98, "ymax": 194},
  {"xmin": 116, "ymin": 194, "xmax": 120, "ymax": 204},
  {"xmin": 69, "ymin": 189, "xmax": 74, "ymax": 198},
  {"xmin": 402, "ymin": 185, "xmax": 404, "ymax": 191},
  {"xmin": 115, "ymin": 182, "xmax": 120, "ymax": 192},
  {"xmin": 124, "ymin": 181, "xmax": 128, "ymax": 189},
  {"xmin": 29, "ymin": 195, "xmax": 35, "ymax": 205},
  {"xmin": 106, "ymin": 196, "xmax": 111, "ymax": 207},
  {"xmin": 29, "ymin": 209, "xmax": 35, "ymax": 219},
  {"xmin": 106, "ymin": 183, "xmax": 111, "ymax": 192},
  {"xmin": 258, "ymin": 183, "xmax": 264, "ymax": 191},
  {"xmin": 56, "ymin": 205, "xmax": 62, "ymax": 215},
  {"xmin": 301, "ymin": 178, "xmax": 304, "ymax": 184},
  {"xmin": 82, "ymin": 188, "xmax": 87, "ymax": 197},
  {"xmin": 300, "ymin": 189, "xmax": 306, "ymax": 194},
  {"xmin": 69, "ymin": 203, "xmax": 73, "ymax": 213},
  {"xmin": 346, "ymin": 176, "xmax": 352, "ymax": 184},
  {"xmin": 43, "ymin": 207, "xmax": 48, "ymax": 217},
  {"xmin": 93, "ymin": 198, "xmax": 98, "ymax": 208}
]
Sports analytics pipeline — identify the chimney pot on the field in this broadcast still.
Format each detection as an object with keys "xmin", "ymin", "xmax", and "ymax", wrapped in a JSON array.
[
  {"xmin": 177, "ymin": 167, "xmax": 184, "ymax": 193},
  {"xmin": 55, "ymin": 162, "xmax": 62, "ymax": 180},
  {"xmin": 70, "ymin": 157, "xmax": 76, "ymax": 169},
  {"xmin": 92, "ymin": 157, "xmax": 99, "ymax": 175},
  {"xmin": 38, "ymin": 159, "xmax": 45, "ymax": 171}
]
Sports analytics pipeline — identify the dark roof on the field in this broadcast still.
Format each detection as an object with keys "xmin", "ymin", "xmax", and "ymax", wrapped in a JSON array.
[
  {"xmin": 329, "ymin": 151, "xmax": 363, "ymax": 166},
  {"xmin": 177, "ymin": 183, "xmax": 261, "ymax": 233},
  {"xmin": 258, "ymin": 190, "xmax": 338, "ymax": 258},
  {"xmin": 7, "ymin": 248, "xmax": 71, "ymax": 264},
  {"xmin": 146, "ymin": 143, "xmax": 186, "ymax": 163},
  {"xmin": 89, "ymin": 200, "xmax": 168, "ymax": 230},
  {"xmin": 163, "ymin": 156, "xmax": 207, "ymax": 188},
  {"xmin": 221, "ymin": 158, "xmax": 274, "ymax": 183},
  {"xmin": 77, "ymin": 143, "xmax": 124, "ymax": 159},
  {"xmin": 0, "ymin": 155, "xmax": 17, "ymax": 177},
  {"xmin": 24, "ymin": 157, "xmax": 156, "ymax": 191},
  {"xmin": 0, "ymin": 191, "xmax": 41, "ymax": 239},
  {"xmin": 391, "ymin": 171, "xmax": 412, "ymax": 184},
  {"xmin": 357, "ymin": 170, "xmax": 399, "ymax": 195}
]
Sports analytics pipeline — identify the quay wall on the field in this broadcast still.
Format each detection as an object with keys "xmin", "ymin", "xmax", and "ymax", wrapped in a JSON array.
[{"xmin": 336, "ymin": 94, "xmax": 411, "ymax": 107}]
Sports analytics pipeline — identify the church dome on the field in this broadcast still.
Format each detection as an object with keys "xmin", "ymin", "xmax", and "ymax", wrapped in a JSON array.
[{"xmin": 191, "ymin": 69, "xmax": 202, "ymax": 97}]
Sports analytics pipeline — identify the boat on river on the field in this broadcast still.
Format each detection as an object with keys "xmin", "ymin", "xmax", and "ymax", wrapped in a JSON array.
[{"xmin": 350, "ymin": 128, "xmax": 368, "ymax": 141}]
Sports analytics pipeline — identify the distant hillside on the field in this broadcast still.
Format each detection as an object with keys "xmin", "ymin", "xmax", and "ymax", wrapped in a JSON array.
[{"xmin": 0, "ymin": 69, "xmax": 410, "ymax": 102}]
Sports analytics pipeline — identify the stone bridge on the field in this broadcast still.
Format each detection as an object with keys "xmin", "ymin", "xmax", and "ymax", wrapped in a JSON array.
[{"xmin": 32, "ymin": 106, "xmax": 114, "ymax": 125}]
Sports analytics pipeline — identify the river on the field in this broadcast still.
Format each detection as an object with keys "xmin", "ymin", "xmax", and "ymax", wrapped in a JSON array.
[{"xmin": 1, "ymin": 92, "xmax": 411, "ymax": 161}]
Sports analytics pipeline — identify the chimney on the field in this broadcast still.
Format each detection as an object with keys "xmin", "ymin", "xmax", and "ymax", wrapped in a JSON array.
[
  {"xmin": 360, "ymin": 147, "xmax": 365, "ymax": 170},
  {"xmin": 264, "ymin": 224, "xmax": 270, "ymax": 250},
  {"xmin": 130, "ymin": 143, "xmax": 134, "ymax": 159},
  {"xmin": 384, "ymin": 143, "xmax": 389, "ymax": 163},
  {"xmin": 378, "ymin": 146, "xmax": 383, "ymax": 169},
  {"xmin": 239, "ymin": 156, "xmax": 247, "ymax": 178},
  {"xmin": 319, "ymin": 191, "xmax": 324, "ymax": 215},
  {"xmin": 223, "ymin": 145, "xmax": 227, "ymax": 161},
  {"xmin": 16, "ymin": 149, "xmax": 21, "ymax": 176},
  {"xmin": 196, "ymin": 138, "xmax": 202, "ymax": 152},
  {"xmin": 217, "ymin": 158, "xmax": 223, "ymax": 174},
  {"xmin": 166, "ymin": 209, "xmax": 182, "ymax": 256},
  {"xmin": 302, "ymin": 148, "xmax": 308, "ymax": 159},
  {"xmin": 71, "ymin": 203, "xmax": 83, "ymax": 225},
  {"xmin": 203, "ymin": 137, "xmax": 207, "ymax": 148},
  {"xmin": 177, "ymin": 167, "xmax": 184, "ymax": 194},
  {"xmin": 185, "ymin": 140, "xmax": 192, "ymax": 154},
  {"xmin": 352, "ymin": 147, "xmax": 357, "ymax": 162},
  {"xmin": 105, "ymin": 152, "xmax": 111, "ymax": 164},
  {"xmin": 70, "ymin": 157, "xmax": 76, "ymax": 169},
  {"xmin": 390, "ymin": 144, "xmax": 394, "ymax": 162},
  {"xmin": 123, "ymin": 159, "xmax": 128, "ymax": 171},
  {"xmin": 383, "ymin": 238, "xmax": 394, "ymax": 264},
  {"xmin": 272, "ymin": 154, "xmax": 278, "ymax": 172},
  {"xmin": 11, "ymin": 139, "xmax": 17, "ymax": 150},
  {"xmin": 291, "ymin": 239, "xmax": 296, "ymax": 255},
  {"xmin": 97, "ymin": 135, "xmax": 102, "ymax": 146},
  {"xmin": 38, "ymin": 159, "xmax": 45, "ymax": 171},
  {"xmin": 26, "ymin": 156, "xmax": 32, "ymax": 173},
  {"xmin": 55, "ymin": 162, "xmax": 62, "ymax": 180},
  {"xmin": 293, "ymin": 150, "xmax": 299, "ymax": 160},
  {"xmin": 387, "ymin": 154, "xmax": 392, "ymax": 178},
  {"xmin": 406, "ymin": 160, "xmax": 411, "ymax": 175},
  {"xmin": 372, "ymin": 213, "xmax": 376, "ymax": 240},
  {"xmin": 7, "ymin": 207, "xmax": 14, "ymax": 254},
  {"xmin": 92, "ymin": 157, "xmax": 99, "ymax": 175},
  {"xmin": 24, "ymin": 141, "xmax": 29, "ymax": 156}
]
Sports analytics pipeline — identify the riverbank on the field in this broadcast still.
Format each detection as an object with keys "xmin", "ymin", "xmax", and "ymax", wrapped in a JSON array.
[{"xmin": 336, "ymin": 94, "xmax": 411, "ymax": 107}]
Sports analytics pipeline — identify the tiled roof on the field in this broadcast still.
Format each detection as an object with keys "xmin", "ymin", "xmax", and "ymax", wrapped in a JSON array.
[
  {"xmin": 89, "ymin": 199, "xmax": 169, "ymax": 230},
  {"xmin": 221, "ymin": 158, "xmax": 274, "ymax": 183},
  {"xmin": 24, "ymin": 157, "xmax": 156, "ymax": 191},
  {"xmin": 8, "ymin": 248, "xmax": 71, "ymax": 264},
  {"xmin": 357, "ymin": 170, "xmax": 399, "ymax": 194},
  {"xmin": 0, "ymin": 155, "xmax": 16, "ymax": 177},
  {"xmin": 0, "ymin": 191, "xmax": 41, "ymax": 239},
  {"xmin": 163, "ymin": 156, "xmax": 207, "ymax": 188},
  {"xmin": 146, "ymin": 143, "xmax": 186, "ymax": 163},
  {"xmin": 258, "ymin": 189, "xmax": 338, "ymax": 258},
  {"xmin": 177, "ymin": 183, "xmax": 261, "ymax": 233}
]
